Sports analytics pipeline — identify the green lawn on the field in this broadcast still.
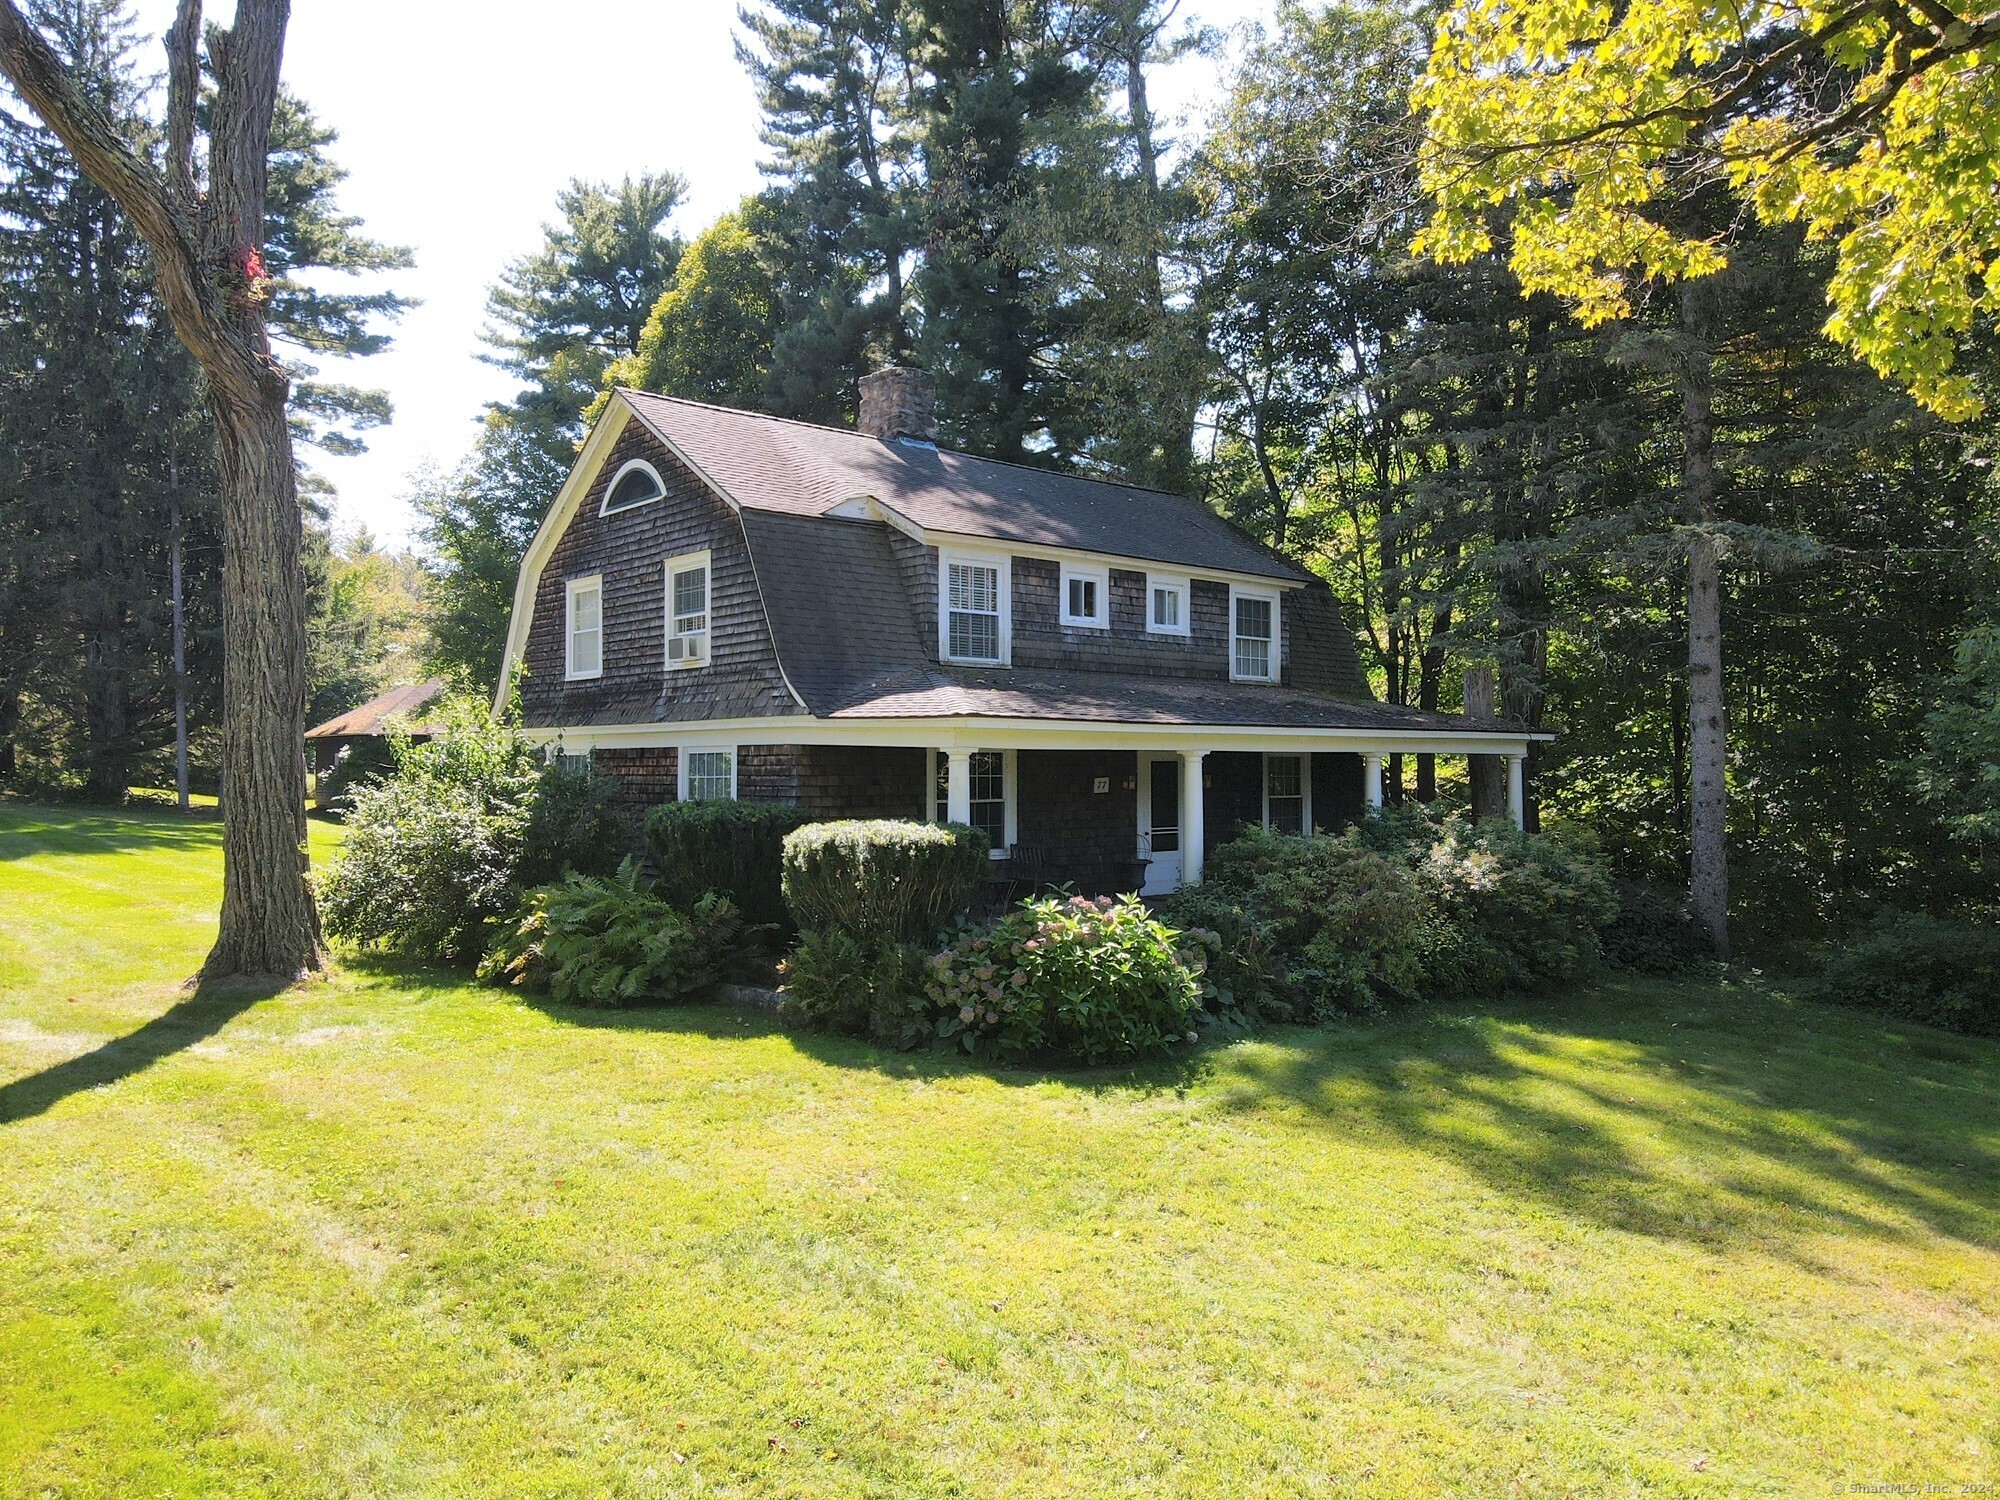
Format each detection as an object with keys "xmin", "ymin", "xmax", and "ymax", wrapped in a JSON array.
[{"xmin": 1, "ymin": 803, "xmax": 1995, "ymax": 1496}]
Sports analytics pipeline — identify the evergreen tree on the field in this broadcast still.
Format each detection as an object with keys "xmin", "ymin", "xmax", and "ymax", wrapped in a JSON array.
[
  {"xmin": 420, "ymin": 175, "xmax": 689, "ymax": 689},
  {"xmin": 0, "ymin": 0, "xmax": 407, "ymax": 802},
  {"xmin": 483, "ymin": 172, "xmax": 687, "ymax": 449}
]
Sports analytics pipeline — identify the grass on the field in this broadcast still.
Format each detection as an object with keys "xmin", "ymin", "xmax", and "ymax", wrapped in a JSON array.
[{"xmin": 1, "ymin": 803, "xmax": 1996, "ymax": 1496}]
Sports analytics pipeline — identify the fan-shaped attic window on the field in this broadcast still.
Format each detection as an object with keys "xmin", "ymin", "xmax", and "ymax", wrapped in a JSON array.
[{"xmin": 601, "ymin": 459, "xmax": 666, "ymax": 515}]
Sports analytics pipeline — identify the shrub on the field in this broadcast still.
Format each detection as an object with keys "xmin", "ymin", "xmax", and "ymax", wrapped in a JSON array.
[
  {"xmin": 1197, "ymin": 818, "xmax": 1617, "ymax": 1013},
  {"xmin": 779, "ymin": 928, "xmax": 932, "ymax": 1046},
  {"xmin": 646, "ymin": 799, "xmax": 810, "ymax": 929},
  {"xmin": 1811, "ymin": 911, "xmax": 2000, "ymax": 1036},
  {"xmin": 782, "ymin": 819, "xmax": 989, "ymax": 945},
  {"xmin": 321, "ymin": 697, "xmax": 540, "ymax": 961},
  {"xmin": 520, "ymin": 760, "xmax": 636, "ymax": 886},
  {"xmin": 1153, "ymin": 883, "xmax": 1293, "ymax": 1027},
  {"xmin": 1201, "ymin": 826, "xmax": 1434, "ymax": 1016},
  {"xmin": 1416, "ymin": 821, "xmax": 1619, "ymax": 992},
  {"xmin": 479, "ymin": 860, "xmax": 758, "ymax": 1007},
  {"xmin": 1602, "ymin": 879, "xmax": 1714, "ymax": 974},
  {"xmin": 923, "ymin": 893, "xmax": 1201, "ymax": 1064}
]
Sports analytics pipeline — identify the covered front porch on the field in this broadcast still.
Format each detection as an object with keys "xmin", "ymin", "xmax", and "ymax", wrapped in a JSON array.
[
  {"xmin": 559, "ymin": 714, "xmax": 1544, "ymax": 898},
  {"xmin": 925, "ymin": 734, "xmax": 1534, "ymax": 897}
]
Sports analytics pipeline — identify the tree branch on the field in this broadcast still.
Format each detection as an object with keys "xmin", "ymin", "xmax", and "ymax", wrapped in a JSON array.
[
  {"xmin": 205, "ymin": 0, "xmax": 289, "ymax": 250},
  {"xmin": 0, "ymin": 0, "xmax": 182, "ymax": 254},
  {"xmin": 165, "ymin": 0, "xmax": 201, "ymax": 207}
]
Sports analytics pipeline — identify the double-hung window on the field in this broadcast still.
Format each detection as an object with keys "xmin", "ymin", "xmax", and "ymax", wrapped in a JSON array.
[
  {"xmin": 565, "ymin": 575, "xmax": 603, "ymax": 680},
  {"xmin": 1231, "ymin": 586, "xmax": 1279, "ymax": 682},
  {"xmin": 1264, "ymin": 754, "xmax": 1308, "ymax": 835},
  {"xmin": 942, "ymin": 553, "xmax": 1007, "ymax": 664},
  {"xmin": 1147, "ymin": 574, "xmax": 1189, "ymax": 636},
  {"xmin": 931, "ymin": 749, "xmax": 1012, "ymax": 856},
  {"xmin": 665, "ymin": 550, "xmax": 710, "ymax": 668},
  {"xmin": 1059, "ymin": 562, "xmax": 1108, "ymax": 629},
  {"xmin": 682, "ymin": 747, "xmax": 735, "ymax": 801}
]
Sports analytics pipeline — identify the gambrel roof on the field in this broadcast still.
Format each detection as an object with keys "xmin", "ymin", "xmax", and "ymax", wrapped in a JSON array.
[
  {"xmin": 620, "ymin": 389, "xmax": 1313, "ymax": 586},
  {"xmin": 500, "ymin": 391, "xmax": 1541, "ymax": 743}
]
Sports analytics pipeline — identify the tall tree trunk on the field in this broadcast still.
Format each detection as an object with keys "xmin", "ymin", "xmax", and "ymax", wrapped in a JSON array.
[
  {"xmin": 0, "ymin": 684, "xmax": 18, "ymax": 782},
  {"xmin": 0, "ymin": 0, "xmax": 326, "ymax": 977},
  {"xmin": 207, "ymin": 389, "xmax": 322, "ymax": 973},
  {"xmin": 1680, "ymin": 282, "xmax": 1728, "ymax": 956}
]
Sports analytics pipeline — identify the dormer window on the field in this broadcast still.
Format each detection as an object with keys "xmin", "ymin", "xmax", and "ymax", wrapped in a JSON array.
[
  {"xmin": 601, "ymin": 459, "xmax": 666, "ymax": 515},
  {"xmin": 941, "ymin": 551, "xmax": 1009, "ymax": 665},
  {"xmin": 1059, "ymin": 562, "xmax": 1109, "ymax": 629},
  {"xmin": 1231, "ymin": 585, "xmax": 1279, "ymax": 682}
]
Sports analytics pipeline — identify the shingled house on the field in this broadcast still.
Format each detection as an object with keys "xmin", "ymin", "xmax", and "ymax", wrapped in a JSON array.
[{"xmin": 496, "ymin": 369, "xmax": 1543, "ymax": 895}]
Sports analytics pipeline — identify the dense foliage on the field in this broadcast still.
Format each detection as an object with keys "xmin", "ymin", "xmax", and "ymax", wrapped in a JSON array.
[
  {"xmin": 1164, "ymin": 817, "xmax": 1617, "ymax": 1017},
  {"xmin": 781, "ymin": 819, "xmax": 990, "ymax": 946},
  {"xmin": 1600, "ymin": 880, "xmax": 1715, "ymax": 976},
  {"xmin": 478, "ymin": 863, "xmax": 755, "ymax": 1008},
  {"xmin": 1810, "ymin": 912, "xmax": 2000, "ymax": 1037},
  {"xmin": 1414, "ymin": 0, "xmax": 2000, "ymax": 421},
  {"xmin": 922, "ymin": 894, "xmax": 1203, "ymax": 1064},
  {"xmin": 785, "ymin": 892, "xmax": 1204, "ymax": 1066},
  {"xmin": 319, "ymin": 700, "xmax": 540, "ymax": 961},
  {"xmin": 319, "ymin": 699, "xmax": 621, "ymax": 962},
  {"xmin": 645, "ymin": 799, "xmax": 809, "ymax": 930},
  {"xmin": 778, "ymin": 928, "xmax": 933, "ymax": 1047},
  {"xmin": 519, "ymin": 760, "xmax": 634, "ymax": 886}
]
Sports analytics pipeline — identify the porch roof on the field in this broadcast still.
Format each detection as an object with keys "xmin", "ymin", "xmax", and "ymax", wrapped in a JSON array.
[{"xmin": 820, "ymin": 664, "xmax": 1528, "ymax": 736}]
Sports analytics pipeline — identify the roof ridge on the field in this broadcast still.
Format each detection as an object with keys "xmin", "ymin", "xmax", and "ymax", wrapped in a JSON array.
[{"xmin": 614, "ymin": 385, "xmax": 1204, "ymax": 504}]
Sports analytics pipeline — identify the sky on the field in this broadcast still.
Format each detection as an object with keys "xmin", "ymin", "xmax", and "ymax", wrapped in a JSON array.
[{"xmin": 128, "ymin": 0, "xmax": 1279, "ymax": 547}]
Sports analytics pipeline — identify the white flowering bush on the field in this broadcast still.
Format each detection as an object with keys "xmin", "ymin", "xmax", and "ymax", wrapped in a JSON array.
[{"xmin": 924, "ymin": 893, "xmax": 1203, "ymax": 1064}]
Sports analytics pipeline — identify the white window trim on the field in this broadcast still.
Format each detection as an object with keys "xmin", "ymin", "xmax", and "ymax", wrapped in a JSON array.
[
  {"xmin": 565, "ymin": 574, "xmax": 604, "ymax": 681},
  {"xmin": 1058, "ymin": 561, "xmax": 1110, "ymax": 630},
  {"xmin": 1262, "ymin": 751, "xmax": 1312, "ymax": 834},
  {"xmin": 939, "ymin": 549, "xmax": 1012, "ymax": 666},
  {"xmin": 1146, "ymin": 573, "xmax": 1191, "ymax": 637},
  {"xmin": 1230, "ymin": 583, "xmax": 1281, "ymax": 683},
  {"xmin": 664, "ymin": 548, "xmax": 712, "ymax": 672},
  {"xmin": 926, "ymin": 747, "xmax": 1017, "ymax": 859},
  {"xmin": 678, "ymin": 743, "xmax": 737, "ymax": 802},
  {"xmin": 600, "ymin": 458, "xmax": 667, "ymax": 516}
]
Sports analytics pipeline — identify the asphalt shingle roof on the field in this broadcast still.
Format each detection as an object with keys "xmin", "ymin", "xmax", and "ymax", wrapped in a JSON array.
[
  {"xmin": 305, "ymin": 679, "xmax": 445, "ymax": 740},
  {"xmin": 818, "ymin": 664, "xmax": 1508, "ymax": 732},
  {"xmin": 621, "ymin": 389, "xmax": 1312, "ymax": 585}
]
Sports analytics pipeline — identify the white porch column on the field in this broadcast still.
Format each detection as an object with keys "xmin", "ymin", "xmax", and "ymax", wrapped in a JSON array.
[
  {"xmin": 1363, "ymin": 753, "xmax": 1385, "ymax": 816},
  {"xmin": 945, "ymin": 748, "xmax": 972, "ymax": 825},
  {"xmin": 1180, "ymin": 749, "xmax": 1207, "ymax": 884},
  {"xmin": 1506, "ymin": 754, "xmax": 1526, "ymax": 829}
]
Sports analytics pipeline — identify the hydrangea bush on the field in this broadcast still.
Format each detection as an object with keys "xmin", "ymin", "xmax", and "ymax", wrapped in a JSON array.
[{"xmin": 923, "ymin": 893, "xmax": 1202, "ymax": 1064}]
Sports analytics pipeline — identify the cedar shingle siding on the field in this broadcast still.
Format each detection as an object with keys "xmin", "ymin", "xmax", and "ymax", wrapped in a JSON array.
[{"xmin": 521, "ymin": 422, "xmax": 796, "ymax": 728}]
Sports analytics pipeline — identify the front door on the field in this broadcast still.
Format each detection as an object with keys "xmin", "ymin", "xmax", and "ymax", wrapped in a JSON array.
[{"xmin": 1138, "ymin": 754, "xmax": 1182, "ymax": 895}]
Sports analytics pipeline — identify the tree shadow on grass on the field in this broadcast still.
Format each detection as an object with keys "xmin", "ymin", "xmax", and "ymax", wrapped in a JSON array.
[
  {"xmin": 0, "ymin": 801, "xmax": 221, "ymax": 861},
  {"xmin": 1204, "ymin": 983, "xmax": 2000, "ymax": 1261},
  {"xmin": 0, "ymin": 975, "xmax": 286, "ymax": 1124},
  {"xmin": 507, "ymin": 987, "xmax": 1218, "ymax": 1097}
]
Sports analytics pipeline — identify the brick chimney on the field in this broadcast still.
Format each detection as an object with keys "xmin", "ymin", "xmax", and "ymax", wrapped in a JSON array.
[{"xmin": 857, "ymin": 366, "xmax": 937, "ymax": 444}]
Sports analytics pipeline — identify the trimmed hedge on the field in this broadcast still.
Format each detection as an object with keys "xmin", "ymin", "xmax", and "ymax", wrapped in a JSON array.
[
  {"xmin": 646, "ymin": 799, "xmax": 811, "ymax": 929},
  {"xmin": 781, "ymin": 819, "xmax": 990, "ymax": 945}
]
